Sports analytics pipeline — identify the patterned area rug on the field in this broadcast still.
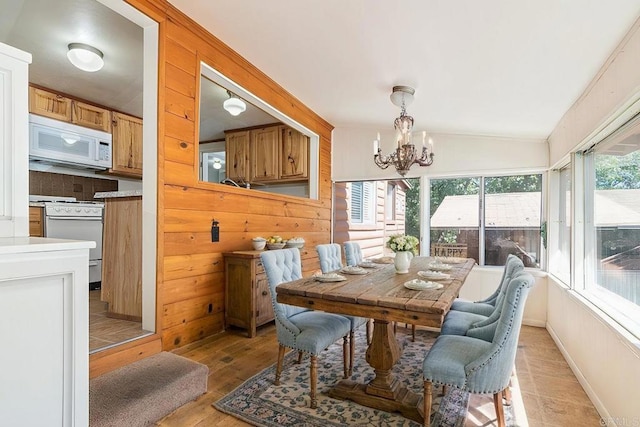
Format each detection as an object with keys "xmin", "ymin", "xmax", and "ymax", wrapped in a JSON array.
[{"xmin": 214, "ymin": 328, "xmax": 515, "ymax": 426}]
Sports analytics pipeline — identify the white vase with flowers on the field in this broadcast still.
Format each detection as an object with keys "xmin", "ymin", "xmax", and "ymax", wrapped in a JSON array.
[{"xmin": 386, "ymin": 234, "xmax": 419, "ymax": 274}]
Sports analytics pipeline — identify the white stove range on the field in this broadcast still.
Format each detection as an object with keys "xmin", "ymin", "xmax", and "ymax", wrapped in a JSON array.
[{"xmin": 30, "ymin": 195, "xmax": 104, "ymax": 286}]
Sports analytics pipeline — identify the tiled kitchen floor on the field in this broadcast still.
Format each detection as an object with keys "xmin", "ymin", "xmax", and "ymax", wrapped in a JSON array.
[{"xmin": 89, "ymin": 289, "xmax": 149, "ymax": 352}]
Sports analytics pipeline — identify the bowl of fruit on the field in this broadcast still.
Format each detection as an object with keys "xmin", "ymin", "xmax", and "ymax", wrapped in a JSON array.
[{"xmin": 266, "ymin": 236, "xmax": 286, "ymax": 250}]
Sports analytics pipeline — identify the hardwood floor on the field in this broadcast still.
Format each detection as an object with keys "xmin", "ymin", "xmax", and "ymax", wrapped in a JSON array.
[
  {"xmin": 156, "ymin": 324, "xmax": 602, "ymax": 426},
  {"xmin": 89, "ymin": 289, "xmax": 149, "ymax": 352}
]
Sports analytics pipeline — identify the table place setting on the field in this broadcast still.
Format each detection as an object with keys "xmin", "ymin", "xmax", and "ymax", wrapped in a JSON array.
[
  {"xmin": 313, "ymin": 272, "xmax": 347, "ymax": 282},
  {"xmin": 403, "ymin": 278, "xmax": 444, "ymax": 291},
  {"xmin": 371, "ymin": 256, "xmax": 395, "ymax": 264},
  {"xmin": 427, "ymin": 261, "xmax": 453, "ymax": 271},
  {"xmin": 418, "ymin": 270, "xmax": 451, "ymax": 281},
  {"xmin": 357, "ymin": 261, "xmax": 379, "ymax": 269},
  {"xmin": 436, "ymin": 256, "xmax": 467, "ymax": 264},
  {"xmin": 339, "ymin": 266, "xmax": 368, "ymax": 275}
]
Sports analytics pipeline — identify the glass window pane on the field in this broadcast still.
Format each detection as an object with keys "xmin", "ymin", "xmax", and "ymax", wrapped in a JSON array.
[
  {"xmin": 553, "ymin": 166, "xmax": 571, "ymax": 283},
  {"xmin": 430, "ymin": 177, "xmax": 480, "ymax": 262},
  {"xmin": 586, "ymin": 119, "xmax": 640, "ymax": 324},
  {"xmin": 386, "ymin": 183, "xmax": 396, "ymax": 221},
  {"xmin": 350, "ymin": 182, "xmax": 363, "ymax": 223},
  {"xmin": 484, "ymin": 175, "xmax": 542, "ymax": 267}
]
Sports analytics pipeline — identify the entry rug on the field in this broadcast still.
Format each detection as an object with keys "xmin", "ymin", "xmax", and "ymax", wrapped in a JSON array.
[{"xmin": 214, "ymin": 329, "xmax": 516, "ymax": 426}]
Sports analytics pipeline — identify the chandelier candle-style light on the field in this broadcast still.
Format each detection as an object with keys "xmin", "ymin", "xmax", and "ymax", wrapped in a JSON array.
[{"xmin": 373, "ymin": 86, "xmax": 434, "ymax": 176}]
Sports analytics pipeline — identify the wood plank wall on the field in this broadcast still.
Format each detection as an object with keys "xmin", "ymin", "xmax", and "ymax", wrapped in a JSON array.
[
  {"xmin": 333, "ymin": 181, "xmax": 407, "ymax": 260},
  {"xmin": 121, "ymin": 0, "xmax": 333, "ymax": 357}
]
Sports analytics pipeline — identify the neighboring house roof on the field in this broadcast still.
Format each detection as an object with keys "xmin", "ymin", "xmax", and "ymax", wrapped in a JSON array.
[
  {"xmin": 431, "ymin": 189, "xmax": 640, "ymax": 228},
  {"xmin": 601, "ymin": 246, "xmax": 640, "ymax": 270},
  {"xmin": 431, "ymin": 192, "xmax": 541, "ymax": 228},
  {"xmin": 594, "ymin": 189, "xmax": 640, "ymax": 227}
]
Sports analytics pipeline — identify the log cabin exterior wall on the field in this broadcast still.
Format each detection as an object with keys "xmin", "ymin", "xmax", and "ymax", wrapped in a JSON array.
[
  {"xmin": 333, "ymin": 181, "xmax": 407, "ymax": 260},
  {"xmin": 91, "ymin": 0, "xmax": 333, "ymax": 376}
]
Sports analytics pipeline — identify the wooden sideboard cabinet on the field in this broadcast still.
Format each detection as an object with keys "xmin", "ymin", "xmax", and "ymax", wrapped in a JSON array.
[{"xmin": 224, "ymin": 251, "xmax": 274, "ymax": 338}]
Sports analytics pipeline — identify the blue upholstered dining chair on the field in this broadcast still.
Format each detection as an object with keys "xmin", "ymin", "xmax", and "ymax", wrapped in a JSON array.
[
  {"xmin": 316, "ymin": 243, "xmax": 344, "ymax": 273},
  {"xmin": 422, "ymin": 271, "xmax": 534, "ymax": 427},
  {"xmin": 440, "ymin": 255, "xmax": 524, "ymax": 341},
  {"xmin": 450, "ymin": 254, "xmax": 524, "ymax": 316},
  {"xmin": 316, "ymin": 243, "xmax": 371, "ymax": 370},
  {"xmin": 260, "ymin": 248, "xmax": 352, "ymax": 409},
  {"xmin": 441, "ymin": 255, "xmax": 525, "ymax": 339},
  {"xmin": 343, "ymin": 241, "xmax": 363, "ymax": 266}
]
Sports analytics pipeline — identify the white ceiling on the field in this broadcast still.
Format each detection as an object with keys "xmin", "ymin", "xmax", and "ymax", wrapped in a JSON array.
[
  {"xmin": 169, "ymin": 0, "xmax": 640, "ymax": 139},
  {"xmin": 3, "ymin": 1, "xmax": 640, "ymax": 141},
  {"xmin": 0, "ymin": 0, "xmax": 144, "ymax": 117}
]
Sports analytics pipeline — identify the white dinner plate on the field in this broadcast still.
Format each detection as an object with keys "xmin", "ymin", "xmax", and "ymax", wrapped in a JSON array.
[
  {"xmin": 403, "ymin": 279, "xmax": 443, "ymax": 291},
  {"xmin": 358, "ymin": 261, "xmax": 378, "ymax": 269},
  {"xmin": 371, "ymin": 256, "xmax": 394, "ymax": 264},
  {"xmin": 340, "ymin": 266, "xmax": 367, "ymax": 275},
  {"xmin": 428, "ymin": 263, "xmax": 453, "ymax": 271},
  {"xmin": 314, "ymin": 273, "xmax": 347, "ymax": 282},
  {"xmin": 418, "ymin": 270, "xmax": 451, "ymax": 281}
]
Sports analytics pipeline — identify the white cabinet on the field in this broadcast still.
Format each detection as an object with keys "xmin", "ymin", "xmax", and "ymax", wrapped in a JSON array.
[
  {"xmin": 0, "ymin": 42, "xmax": 31, "ymax": 238},
  {"xmin": 0, "ymin": 238, "xmax": 93, "ymax": 427}
]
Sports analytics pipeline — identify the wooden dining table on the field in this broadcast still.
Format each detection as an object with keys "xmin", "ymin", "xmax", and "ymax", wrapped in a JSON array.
[{"xmin": 276, "ymin": 256, "xmax": 475, "ymax": 422}]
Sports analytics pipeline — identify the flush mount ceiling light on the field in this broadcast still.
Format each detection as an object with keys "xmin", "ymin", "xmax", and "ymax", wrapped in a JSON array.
[
  {"xmin": 223, "ymin": 90, "xmax": 246, "ymax": 116},
  {"xmin": 373, "ymin": 85, "xmax": 434, "ymax": 176},
  {"xmin": 67, "ymin": 43, "xmax": 104, "ymax": 72}
]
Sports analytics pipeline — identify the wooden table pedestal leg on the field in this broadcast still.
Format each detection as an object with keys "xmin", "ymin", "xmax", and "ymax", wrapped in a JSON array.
[{"xmin": 328, "ymin": 319, "xmax": 423, "ymax": 423}]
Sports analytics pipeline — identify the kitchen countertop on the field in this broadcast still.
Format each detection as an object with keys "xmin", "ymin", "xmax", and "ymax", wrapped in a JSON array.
[
  {"xmin": 94, "ymin": 190, "xmax": 143, "ymax": 199},
  {"xmin": 0, "ymin": 237, "xmax": 95, "ymax": 255}
]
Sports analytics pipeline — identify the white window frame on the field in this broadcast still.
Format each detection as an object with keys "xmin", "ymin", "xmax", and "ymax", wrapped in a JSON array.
[
  {"xmin": 350, "ymin": 181, "xmax": 376, "ymax": 225},
  {"xmin": 386, "ymin": 182, "xmax": 396, "ymax": 222},
  {"xmin": 576, "ymin": 123, "xmax": 640, "ymax": 338},
  {"xmin": 424, "ymin": 173, "xmax": 544, "ymax": 268}
]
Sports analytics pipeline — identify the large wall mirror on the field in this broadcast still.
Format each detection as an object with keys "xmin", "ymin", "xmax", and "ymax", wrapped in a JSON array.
[{"xmin": 199, "ymin": 62, "xmax": 319, "ymax": 199}]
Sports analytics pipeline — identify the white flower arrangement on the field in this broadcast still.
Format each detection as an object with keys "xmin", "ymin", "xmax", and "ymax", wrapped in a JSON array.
[{"xmin": 386, "ymin": 234, "xmax": 419, "ymax": 255}]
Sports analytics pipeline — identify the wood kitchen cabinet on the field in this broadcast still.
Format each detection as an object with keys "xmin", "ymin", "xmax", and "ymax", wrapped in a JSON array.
[
  {"xmin": 281, "ymin": 127, "xmax": 309, "ymax": 180},
  {"xmin": 225, "ymin": 124, "xmax": 309, "ymax": 184},
  {"xmin": 28, "ymin": 206, "xmax": 44, "ymax": 237},
  {"xmin": 29, "ymin": 86, "xmax": 111, "ymax": 132},
  {"xmin": 29, "ymin": 86, "xmax": 72, "ymax": 122},
  {"xmin": 72, "ymin": 100, "xmax": 111, "ymax": 132},
  {"xmin": 101, "ymin": 195, "xmax": 142, "ymax": 321},
  {"xmin": 224, "ymin": 251, "xmax": 274, "ymax": 338},
  {"xmin": 109, "ymin": 112, "xmax": 143, "ymax": 178},
  {"xmin": 225, "ymin": 130, "xmax": 250, "ymax": 182},
  {"xmin": 250, "ymin": 125, "xmax": 280, "ymax": 182}
]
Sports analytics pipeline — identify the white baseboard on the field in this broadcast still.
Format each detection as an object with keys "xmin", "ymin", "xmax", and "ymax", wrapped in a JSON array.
[{"xmin": 545, "ymin": 323, "xmax": 609, "ymax": 422}]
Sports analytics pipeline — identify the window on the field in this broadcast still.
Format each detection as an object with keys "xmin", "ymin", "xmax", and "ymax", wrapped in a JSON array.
[
  {"xmin": 582, "ymin": 115, "xmax": 640, "ymax": 333},
  {"xmin": 484, "ymin": 175, "xmax": 542, "ymax": 267},
  {"xmin": 350, "ymin": 181, "xmax": 375, "ymax": 224},
  {"xmin": 386, "ymin": 183, "xmax": 396, "ymax": 221},
  {"xmin": 550, "ymin": 165, "xmax": 572, "ymax": 284},
  {"xmin": 428, "ymin": 174, "xmax": 542, "ymax": 266},
  {"xmin": 430, "ymin": 177, "xmax": 480, "ymax": 260}
]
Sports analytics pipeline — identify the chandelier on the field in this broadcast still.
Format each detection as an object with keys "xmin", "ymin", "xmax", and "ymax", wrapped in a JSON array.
[{"xmin": 373, "ymin": 86, "xmax": 434, "ymax": 176}]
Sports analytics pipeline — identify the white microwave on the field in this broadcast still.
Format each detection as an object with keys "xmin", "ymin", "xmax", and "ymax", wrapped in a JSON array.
[{"xmin": 29, "ymin": 114, "xmax": 112, "ymax": 170}]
